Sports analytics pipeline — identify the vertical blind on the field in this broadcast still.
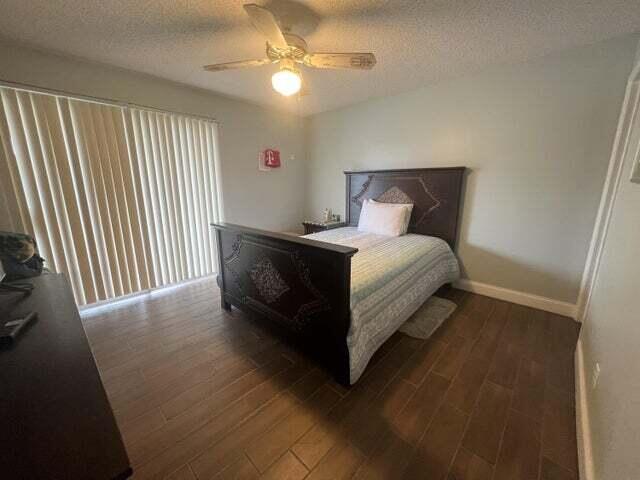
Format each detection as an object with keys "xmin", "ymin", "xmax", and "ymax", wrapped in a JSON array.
[{"xmin": 0, "ymin": 87, "xmax": 222, "ymax": 305}]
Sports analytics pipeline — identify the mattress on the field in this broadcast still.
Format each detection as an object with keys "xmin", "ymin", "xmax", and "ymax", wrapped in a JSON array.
[{"xmin": 304, "ymin": 227, "xmax": 460, "ymax": 383}]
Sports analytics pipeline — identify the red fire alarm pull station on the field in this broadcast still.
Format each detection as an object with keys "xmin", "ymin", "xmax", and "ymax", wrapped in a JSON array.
[{"xmin": 259, "ymin": 148, "xmax": 281, "ymax": 170}]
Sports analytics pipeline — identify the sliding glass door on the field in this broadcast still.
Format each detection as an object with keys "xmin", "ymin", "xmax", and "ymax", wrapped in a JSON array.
[{"xmin": 0, "ymin": 87, "xmax": 222, "ymax": 305}]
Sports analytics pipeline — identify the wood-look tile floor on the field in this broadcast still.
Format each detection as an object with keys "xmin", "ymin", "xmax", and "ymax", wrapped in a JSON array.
[{"xmin": 82, "ymin": 278, "xmax": 580, "ymax": 480}]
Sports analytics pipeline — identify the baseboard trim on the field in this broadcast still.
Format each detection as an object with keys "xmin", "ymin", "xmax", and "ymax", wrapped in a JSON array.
[
  {"xmin": 454, "ymin": 279, "xmax": 577, "ymax": 319},
  {"xmin": 575, "ymin": 338, "xmax": 595, "ymax": 480}
]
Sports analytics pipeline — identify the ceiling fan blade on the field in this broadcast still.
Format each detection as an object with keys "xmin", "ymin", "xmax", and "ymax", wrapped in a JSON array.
[
  {"xmin": 203, "ymin": 59, "xmax": 272, "ymax": 72},
  {"xmin": 304, "ymin": 53, "xmax": 376, "ymax": 70},
  {"xmin": 243, "ymin": 3, "xmax": 288, "ymax": 49}
]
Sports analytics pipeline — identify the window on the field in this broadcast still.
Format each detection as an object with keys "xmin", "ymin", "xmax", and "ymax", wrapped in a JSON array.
[{"xmin": 0, "ymin": 87, "xmax": 222, "ymax": 305}]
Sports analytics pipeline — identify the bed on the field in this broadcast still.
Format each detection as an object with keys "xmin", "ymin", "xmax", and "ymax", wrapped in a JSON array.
[{"xmin": 212, "ymin": 167, "xmax": 466, "ymax": 385}]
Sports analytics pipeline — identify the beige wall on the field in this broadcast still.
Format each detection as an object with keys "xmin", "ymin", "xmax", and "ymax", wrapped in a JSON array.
[
  {"xmin": 0, "ymin": 40, "xmax": 306, "ymax": 233},
  {"xmin": 2, "ymin": 36, "xmax": 638, "ymax": 306},
  {"xmin": 579, "ymin": 58, "xmax": 640, "ymax": 479},
  {"xmin": 305, "ymin": 35, "xmax": 638, "ymax": 304}
]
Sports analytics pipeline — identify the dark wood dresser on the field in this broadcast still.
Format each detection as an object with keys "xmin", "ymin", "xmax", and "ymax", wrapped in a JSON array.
[
  {"xmin": 0, "ymin": 274, "xmax": 132, "ymax": 480},
  {"xmin": 302, "ymin": 221, "xmax": 347, "ymax": 235}
]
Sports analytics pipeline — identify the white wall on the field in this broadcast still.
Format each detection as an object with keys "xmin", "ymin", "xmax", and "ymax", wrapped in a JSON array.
[
  {"xmin": 305, "ymin": 35, "xmax": 638, "ymax": 304},
  {"xmin": 578, "ymin": 56, "xmax": 640, "ymax": 479},
  {"xmin": 0, "ymin": 40, "xmax": 306, "ymax": 233}
]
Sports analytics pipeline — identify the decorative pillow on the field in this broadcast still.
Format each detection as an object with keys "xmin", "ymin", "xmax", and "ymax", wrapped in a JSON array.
[
  {"xmin": 357, "ymin": 199, "xmax": 414, "ymax": 236},
  {"xmin": 369, "ymin": 199, "xmax": 413, "ymax": 234}
]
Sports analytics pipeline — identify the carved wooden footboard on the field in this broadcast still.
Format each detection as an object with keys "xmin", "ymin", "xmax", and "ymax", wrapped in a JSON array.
[{"xmin": 212, "ymin": 222, "xmax": 358, "ymax": 385}]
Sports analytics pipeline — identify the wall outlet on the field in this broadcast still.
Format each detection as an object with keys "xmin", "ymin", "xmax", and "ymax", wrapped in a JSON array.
[{"xmin": 591, "ymin": 362, "xmax": 601, "ymax": 389}]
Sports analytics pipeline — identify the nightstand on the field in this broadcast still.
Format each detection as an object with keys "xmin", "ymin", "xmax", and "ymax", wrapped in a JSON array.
[{"xmin": 302, "ymin": 221, "xmax": 347, "ymax": 235}]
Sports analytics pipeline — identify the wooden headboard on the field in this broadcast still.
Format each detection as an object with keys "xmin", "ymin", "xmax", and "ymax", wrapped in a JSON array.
[{"xmin": 345, "ymin": 167, "xmax": 466, "ymax": 249}]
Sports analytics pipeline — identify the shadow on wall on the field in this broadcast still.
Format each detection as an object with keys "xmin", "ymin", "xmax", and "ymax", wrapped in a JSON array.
[{"xmin": 456, "ymin": 242, "xmax": 579, "ymax": 300}]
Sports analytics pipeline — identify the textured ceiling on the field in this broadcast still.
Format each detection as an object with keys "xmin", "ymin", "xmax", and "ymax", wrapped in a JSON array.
[{"xmin": 1, "ymin": 0, "xmax": 639, "ymax": 116}]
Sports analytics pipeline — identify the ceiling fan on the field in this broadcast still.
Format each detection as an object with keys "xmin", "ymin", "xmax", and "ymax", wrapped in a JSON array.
[{"xmin": 202, "ymin": 3, "xmax": 376, "ymax": 97}]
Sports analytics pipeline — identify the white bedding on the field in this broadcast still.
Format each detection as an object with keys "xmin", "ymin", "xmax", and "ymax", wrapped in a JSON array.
[{"xmin": 304, "ymin": 227, "xmax": 460, "ymax": 383}]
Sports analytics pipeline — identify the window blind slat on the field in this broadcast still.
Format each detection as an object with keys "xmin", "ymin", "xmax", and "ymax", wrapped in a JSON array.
[
  {"xmin": 102, "ymin": 107, "xmax": 134, "ymax": 295},
  {"xmin": 39, "ymin": 97, "xmax": 85, "ymax": 302},
  {"xmin": 57, "ymin": 98, "xmax": 97, "ymax": 304},
  {"xmin": 96, "ymin": 106, "xmax": 127, "ymax": 296},
  {"xmin": 193, "ymin": 120, "xmax": 207, "ymax": 275},
  {"xmin": 84, "ymin": 103, "xmax": 119, "ymax": 298},
  {"xmin": 203, "ymin": 124, "xmax": 218, "ymax": 272},
  {"xmin": 12, "ymin": 93, "xmax": 56, "ymax": 269},
  {"xmin": 184, "ymin": 118, "xmax": 200, "ymax": 277},
  {"xmin": 0, "ymin": 108, "xmax": 28, "ymax": 233},
  {"xmin": 135, "ymin": 110, "xmax": 164, "ymax": 286},
  {"xmin": 68, "ymin": 100, "xmax": 107, "ymax": 301},
  {"xmin": 148, "ymin": 112, "xmax": 166, "ymax": 283},
  {"xmin": 28, "ymin": 94, "xmax": 67, "ymax": 275},
  {"xmin": 198, "ymin": 122, "xmax": 211, "ymax": 274},
  {"xmin": 189, "ymin": 119, "xmax": 206, "ymax": 276},
  {"xmin": 212, "ymin": 123, "xmax": 225, "ymax": 223},
  {"xmin": 154, "ymin": 113, "xmax": 177, "ymax": 284},
  {"xmin": 162, "ymin": 115, "xmax": 182, "ymax": 282},
  {"xmin": 169, "ymin": 116, "xmax": 187, "ymax": 281},
  {"xmin": 111, "ymin": 109, "xmax": 141, "ymax": 292},
  {"xmin": 0, "ymin": 95, "xmax": 32, "ymax": 234},
  {"xmin": 176, "ymin": 117, "xmax": 195, "ymax": 278},
  {"xmin": 122, "ymin": 109, "xmax": 154, "ymax": 291},
  {"xmin": 31, "ymin": 97, "xmax": 63, "ymax": 269}
]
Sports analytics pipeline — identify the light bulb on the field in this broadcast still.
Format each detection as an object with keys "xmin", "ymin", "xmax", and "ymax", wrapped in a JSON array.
[{"xmin": 272, "ymin": 67, "xmax": 301, "ymax": 96}]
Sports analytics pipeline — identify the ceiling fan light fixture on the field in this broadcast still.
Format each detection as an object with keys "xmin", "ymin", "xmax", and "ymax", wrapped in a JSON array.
[
  {"xmin": 271, "ymin": 64, "xmax": 301, "ymax": 96},
  {"xmin": 202, "ymin": 4, "xmax": 377, "ymax": 99}
]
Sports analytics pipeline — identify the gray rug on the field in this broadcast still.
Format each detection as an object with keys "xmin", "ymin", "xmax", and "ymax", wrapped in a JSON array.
[{"xmin": 399, "ymin": 296, "xmax": 457, "ymax": 339}]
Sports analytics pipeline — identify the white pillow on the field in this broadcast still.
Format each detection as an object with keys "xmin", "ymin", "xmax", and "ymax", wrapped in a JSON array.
[
  {"xmin": 370, "ymin": 199, "xmax": 413, "ymax": 234},
  {"xmin": 357, "ymin": 199, "xmax": 414, "ymax": 236}
]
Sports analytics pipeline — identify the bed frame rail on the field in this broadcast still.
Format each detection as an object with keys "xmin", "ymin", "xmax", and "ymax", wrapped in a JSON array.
[{"xmin": 212, "ymin": 222, "xmax": 357, "ymax": 384}]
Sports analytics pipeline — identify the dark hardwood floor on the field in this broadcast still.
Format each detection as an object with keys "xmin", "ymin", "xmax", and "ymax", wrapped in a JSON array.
[{"xmin": 81, "ymin": 278, "xmax": 580, "ymax": 480}]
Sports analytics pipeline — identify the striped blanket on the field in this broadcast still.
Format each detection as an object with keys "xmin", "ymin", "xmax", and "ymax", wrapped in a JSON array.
[{"xmin": 305, "ymin": 227, "xmax": 460, "ymax": 383}]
